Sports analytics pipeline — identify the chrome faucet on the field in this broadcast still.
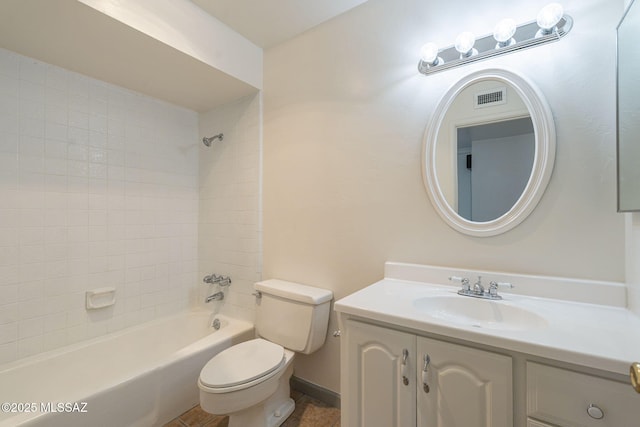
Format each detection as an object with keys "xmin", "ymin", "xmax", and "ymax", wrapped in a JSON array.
[
  {"xmin": 449, "ymin": 276, "xmax": 470, "ymax": 291},
  {"xmin": 203, "ymin": 273, "xmax": 231, "ymax": 303},
  {"xmin": 217, "ymin": 276, "xmax": 231, "ymax": 286},
  {"xmin": 473, "ymin": 276, "xmax": 484, "ymax": 294},
  {"xmin": 450, "ymin": 275, "xmax": 513, "ymax": 300},
  {"xmin": 205, "ymin": 291, "xmax": 224, "ymax": 303},
  {"xmin": 203, "ymin": 274, "xmax": 232, "ymax": 286}
]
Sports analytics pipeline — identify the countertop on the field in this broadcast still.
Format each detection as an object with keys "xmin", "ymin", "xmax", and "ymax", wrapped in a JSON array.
[{"xmin": 335, "ymin": 277, "xmax": 640, "ymax": 377}]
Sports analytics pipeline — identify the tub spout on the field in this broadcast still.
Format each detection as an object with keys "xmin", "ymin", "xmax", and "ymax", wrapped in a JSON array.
[{"xmin": 205, "ymin": 291, "xmax": 224, "ymax": 303}]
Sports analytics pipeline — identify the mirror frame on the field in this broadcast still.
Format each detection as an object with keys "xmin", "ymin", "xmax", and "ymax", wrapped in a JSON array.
[{"xmin": 422, "ymin": 69, "xmax": 556, "ymax": 237}]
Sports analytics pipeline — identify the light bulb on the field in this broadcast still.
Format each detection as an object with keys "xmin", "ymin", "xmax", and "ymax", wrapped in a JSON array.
[
  {"xmin": 493, "ymin": 18, "xmax": 517, "ymax": 48},
  {"xmin": 537, "ymin": 3, "xmax": 564, "ymax": 34},
  {"xmin": 455, "ymin": 32, "xmax": 477, "ymax": 58},
  {"xmin": 420, "ymin": 42, "xmax": 441, "ymax": 66}
]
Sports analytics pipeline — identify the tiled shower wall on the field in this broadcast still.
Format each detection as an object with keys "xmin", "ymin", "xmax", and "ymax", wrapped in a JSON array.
[
  {"xmin": 0, "ymin": 48, "xmax": 199, "ymax": 364},
  {"xmin": 198, "ymin": 93, "xmax": 262, "ymax": 321}
]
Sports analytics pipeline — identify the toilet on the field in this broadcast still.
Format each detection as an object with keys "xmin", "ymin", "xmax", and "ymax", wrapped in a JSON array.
[{"xmin": 198, "ymin": 279, "xmax": 333, "ymax": 427}]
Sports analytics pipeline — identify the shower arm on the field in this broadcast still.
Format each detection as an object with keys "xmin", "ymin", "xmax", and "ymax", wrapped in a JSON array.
[{"xmin": 202, "ymin": 133, "xmax": 224, "ymax": 147}]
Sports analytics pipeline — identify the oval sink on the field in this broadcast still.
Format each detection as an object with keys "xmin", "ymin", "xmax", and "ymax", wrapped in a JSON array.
[{"xmin": 413, "ymin": 295, "xmax": 547, "ymax": 331}]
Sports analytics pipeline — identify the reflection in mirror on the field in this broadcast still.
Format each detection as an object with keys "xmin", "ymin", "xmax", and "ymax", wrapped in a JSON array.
[
  {"xmin": 435, "ymin": 79, "xmax": 534, "ymax": 222},
  {"xmin": 456, "ymin": 118, "xmax": 534, "ymax": 221},
  {"xmin": 617, "ymin": 0, "xmax": 640, "ymax": 211},
  {"xmin": 423, "ymin": 69, "xmax": 555, "ymax": 237}
]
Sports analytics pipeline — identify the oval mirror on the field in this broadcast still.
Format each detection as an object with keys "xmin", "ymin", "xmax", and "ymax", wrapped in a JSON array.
[{"xmin": 422, "ymin": 69, "xmax": 555, "ymax": 237}]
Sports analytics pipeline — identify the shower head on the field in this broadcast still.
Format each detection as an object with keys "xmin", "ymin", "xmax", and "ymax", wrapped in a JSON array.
[{"xmin": 202, "ymin": 133, "xmax": 224, "ymax": 147}]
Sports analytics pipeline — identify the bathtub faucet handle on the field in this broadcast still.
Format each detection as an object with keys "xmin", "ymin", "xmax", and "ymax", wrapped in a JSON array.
[
  {"xmin": 217, "ymin": 276, "xmax": 232, "ymax": 287},
  {"xmin": 203, "ymin": 274, "xmax": 231, "ymax": 286},
  {"xmin": 203, "ymin": 274, "xmax": 217, "ymax": 284}
]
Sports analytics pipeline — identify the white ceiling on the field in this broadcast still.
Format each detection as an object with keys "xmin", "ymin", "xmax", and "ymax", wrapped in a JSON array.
[
  {"xmin": 0, "ymin": 0, "xmax": 369, "ymax": 111},
  {"xmin": 191, "ymin": 0, "xmax": 369, "ymax": 48},
  {"xmin": 0, "ymin": 0, "xmax": 258, "ymax": 112}
]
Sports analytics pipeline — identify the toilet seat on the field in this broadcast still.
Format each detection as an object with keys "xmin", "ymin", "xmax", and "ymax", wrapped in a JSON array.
[{"xmin": 199, "ymin": 338, "xmax": 285, "ymax": 393}]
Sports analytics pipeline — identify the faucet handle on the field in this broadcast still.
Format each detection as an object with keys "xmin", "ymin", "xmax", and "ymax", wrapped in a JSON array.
[
  {"xmin": 203, "ymin": 274, "xmax": 232, "ymax": 286},
  {"xmin": 489, "ymin": 281, "xmax": 514, "ymax": 289},
  {"xmin": 218, "ymin": 276, "xmax": 232, "ymax": 287},
  {"xmin": 449, "ymin": 276, "xmax": 470, "ymax": 291},
  {"xmin": 488, "ymin": 281, "xmax": 514, "ymax": 296}
]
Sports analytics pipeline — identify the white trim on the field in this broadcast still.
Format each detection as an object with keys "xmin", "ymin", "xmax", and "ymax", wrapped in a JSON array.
[{"xmin": 422, "ymin": 69, "xmax": 556, "ymax": 237}]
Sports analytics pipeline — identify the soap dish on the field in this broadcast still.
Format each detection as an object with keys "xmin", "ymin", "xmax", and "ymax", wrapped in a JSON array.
[{"xmin": 85, "ymin": 287, "xmax": 116, "ymax": 310}]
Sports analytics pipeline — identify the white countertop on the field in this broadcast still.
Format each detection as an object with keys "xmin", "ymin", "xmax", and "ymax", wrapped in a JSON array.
[{"xmin": 335, "ymin": 277, "xmax": 640, "ymax": 377}]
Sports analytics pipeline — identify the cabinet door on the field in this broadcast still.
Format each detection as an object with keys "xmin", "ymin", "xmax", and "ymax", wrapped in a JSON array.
[
  {"xmin": 416, "ymin": 336, "xmax": 512, "ymax": 427},
  {"xmin": 343, "ymin": 320, "xmax": 416, "ymax": 427}
]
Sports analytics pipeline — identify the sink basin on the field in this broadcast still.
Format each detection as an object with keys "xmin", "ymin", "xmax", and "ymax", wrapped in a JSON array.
[{"xmin": 413, "ymin": 295, "xmax": 547, "ymax": 331}]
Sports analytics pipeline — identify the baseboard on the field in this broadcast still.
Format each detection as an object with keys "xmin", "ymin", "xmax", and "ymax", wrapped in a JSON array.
[{"xmin": 290, "ymin": 376, "xmax": 341, "ymax": 409}]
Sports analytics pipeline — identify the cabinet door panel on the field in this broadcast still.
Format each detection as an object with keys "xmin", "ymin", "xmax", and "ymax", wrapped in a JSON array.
[
  {"xmin": 344, "ymin": 320, "xmax": 416, "ymax": 427},
  {"xmin": 417, "ymin": 336, "xmax": 512, "ymax": 427}
]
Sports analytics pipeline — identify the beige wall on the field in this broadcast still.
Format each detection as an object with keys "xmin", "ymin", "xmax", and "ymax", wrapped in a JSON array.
[{"xmin": 263, "ymin": 0, "xmax": 626, "ymax": 393}]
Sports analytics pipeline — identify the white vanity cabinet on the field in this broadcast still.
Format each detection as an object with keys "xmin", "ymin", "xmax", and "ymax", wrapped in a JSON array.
[
  {"xmin": 335, "ymin": 265, "xmax": 640, "ymax": 427},
  {"xmin": 341, "ymin": 319, "xmax": 513, "ymax": 427},
  {"xmin": 526, "ymin": 362, "xmax": 639, "ymax": 426}
]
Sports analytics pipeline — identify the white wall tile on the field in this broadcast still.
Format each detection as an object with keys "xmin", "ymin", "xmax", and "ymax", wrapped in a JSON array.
[
  {"xmin": 198, "ymin": 93, "xmax": 262, "ymax": 322},
  {"xmin": 0, "ymin": 48, "xmax": 199, "ymax": 365}
]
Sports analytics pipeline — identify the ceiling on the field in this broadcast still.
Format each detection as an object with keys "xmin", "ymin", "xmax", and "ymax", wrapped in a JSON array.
[
  {"xmin": 191, "ymin": 0, "xmax": 369, "ymax": 48},
  {"xmin": 0, "ymin": 0, "xmax": 260, "ymax": 112},
  {"xmin": 0, "ymin": 0, "xmax": 369, "ymax": 111}
]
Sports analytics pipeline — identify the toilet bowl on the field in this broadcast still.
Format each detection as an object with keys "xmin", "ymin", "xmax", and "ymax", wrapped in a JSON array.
[
  {"xmin": 199, "ymin": 339, "xmax": 296, "ymax": 427},
  {"xmin": 198, "ymin": 279, "xmax": 333, "ymax": 427}
]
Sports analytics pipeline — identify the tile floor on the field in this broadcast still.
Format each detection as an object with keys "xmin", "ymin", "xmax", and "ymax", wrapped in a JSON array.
[{"xmin": 164, "ymin": 389, "xmax": 341, "ymax": 427}]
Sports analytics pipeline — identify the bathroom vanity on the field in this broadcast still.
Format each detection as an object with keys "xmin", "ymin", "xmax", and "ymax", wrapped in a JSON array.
[{"xmin": 335, "ymin": 263, "xmax": 640, "ymax": 427}]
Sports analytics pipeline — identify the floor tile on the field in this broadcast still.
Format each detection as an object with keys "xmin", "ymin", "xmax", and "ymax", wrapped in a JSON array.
[
  {"xmin": 202, "ymin": 415, "xmax": 229, "ymax": 427},
  {"xmin": 164, "ymin": 390, "xmax": 340, "ymax": 427},
  {"xmin": 285, "ymin": 395, "xmax": 341, "ymax": 426},
  {"xmin": 178, "ymin": 405, "xmax": 216, "ymax": 426}
]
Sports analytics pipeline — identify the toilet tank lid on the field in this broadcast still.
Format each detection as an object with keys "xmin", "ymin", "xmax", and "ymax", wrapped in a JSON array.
[{"xmin": 255, "ymin": 279, "xmax": 333, "ymax": 305}]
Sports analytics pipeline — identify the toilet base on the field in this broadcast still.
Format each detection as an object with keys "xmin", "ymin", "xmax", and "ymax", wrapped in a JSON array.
[
  {"xmin": 224, "ymin": 357, "xmax": 296, "ymax": 427},
  {"xmin": 228, "ymin": 397, "xmax": 294, "ymax": 427}
]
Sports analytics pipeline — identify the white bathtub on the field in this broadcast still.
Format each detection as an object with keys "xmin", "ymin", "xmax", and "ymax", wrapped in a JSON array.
[{"xmin": 0, "ymin": 311, "xmax": 254, "ymax": 427}]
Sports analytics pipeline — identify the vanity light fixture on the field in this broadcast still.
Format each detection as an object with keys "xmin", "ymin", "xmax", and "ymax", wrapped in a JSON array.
[
  {"xmin": 493, "ymin": 18, "xmax": 517, "ymax": 48},
  {"xmin": 536, "ymin": 2, "xmax": 564, "ymax": 37},
  {"xmin": 455, "ymin": 32, "xmax": 478, "ymax": 58},
  {"xmin": 418, "ymin": 3, "xmax": 573, "ymax": 76},
  {"xmin": 420, "ymin": 42, "xmax": 443, "ymax": 67}
]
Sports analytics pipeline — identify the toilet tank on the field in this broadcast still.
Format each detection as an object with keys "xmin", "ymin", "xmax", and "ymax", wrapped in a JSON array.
[{"xmin": 254, "ymin": 279, "xmax": 333, "ymax": 354}]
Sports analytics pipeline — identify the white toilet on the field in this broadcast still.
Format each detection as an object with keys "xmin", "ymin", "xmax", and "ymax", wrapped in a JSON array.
[{"xmin": 198, "ymin": 279, "xmax": 333, "ymax": 427}]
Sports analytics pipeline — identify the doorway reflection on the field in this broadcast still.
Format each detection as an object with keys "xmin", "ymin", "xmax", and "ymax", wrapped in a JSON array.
[{"xmin": 456, "ymin": 117, "xmax": 534, "ymax": 221}]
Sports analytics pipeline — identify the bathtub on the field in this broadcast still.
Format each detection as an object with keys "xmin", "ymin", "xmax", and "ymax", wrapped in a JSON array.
[{"xmin": 0, "ymin": 311, "xmax": 254, "ymax": 427}]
